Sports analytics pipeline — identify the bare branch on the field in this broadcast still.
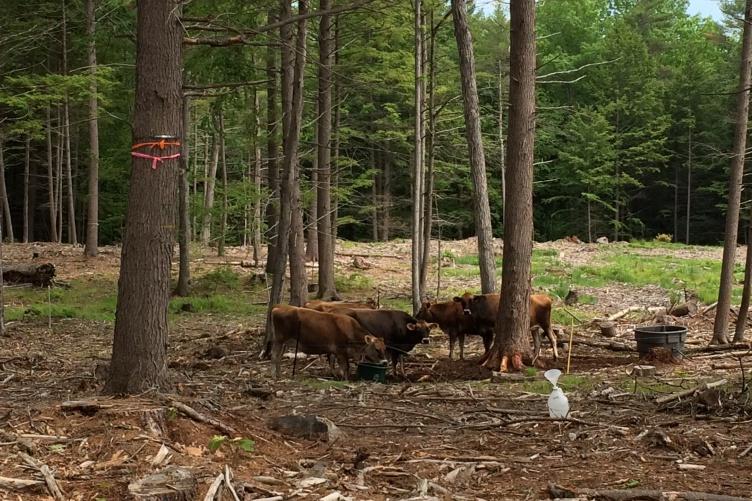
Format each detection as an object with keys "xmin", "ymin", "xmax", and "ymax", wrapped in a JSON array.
[{"xmin": 537, "ymin": 58, "xmax": 621, "ymax": 80}]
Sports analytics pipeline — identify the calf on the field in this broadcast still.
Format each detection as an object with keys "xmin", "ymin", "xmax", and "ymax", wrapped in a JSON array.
[
  {"xmin": 304, "ymin": 299, "xmax": 377, "ymax": 313},
  {"xmin": 336, "ymin": 308, "xmax": 437, "ymax": 376},
  {"xmin": 416, "ymin": 300, "xmax": 474, "ymax": 360},
  {"xmin": 270, "ymin": 305, "xmax": 386, "ymax": 380},
  {"xmin": 453, "ymin": 292, "xmax": 558, "ymax": 360}
]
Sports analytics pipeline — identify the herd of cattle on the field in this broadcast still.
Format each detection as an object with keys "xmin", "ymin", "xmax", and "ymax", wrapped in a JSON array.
[{"xmin": 270, "ymin": 293, "xmax": 557, "ymax": 380}]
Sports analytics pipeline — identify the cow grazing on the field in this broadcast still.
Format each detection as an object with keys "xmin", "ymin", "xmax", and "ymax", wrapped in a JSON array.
[
  {"xmin": 335, "ymin": 308, "xmax": 437, "ymax": 376},
  {"xmin": 416, "ymin": 300, "xmax": 474, "ymax": 360},
  {"xmin": 270, "ymin": 305, "xmax": 386, "ymax": 380},
  {"xmin": 304, "ymin": 299, "xmax": 377, "ymax": 313},
  {"xmin": 453, "ymin": 292, "xmax": 558, "ymax": 360}
]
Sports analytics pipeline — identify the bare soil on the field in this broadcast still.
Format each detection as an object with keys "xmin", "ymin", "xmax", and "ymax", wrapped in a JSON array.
[{"xmin": 0, "ymin": 241, "xmax": 751, "ymax": 500}]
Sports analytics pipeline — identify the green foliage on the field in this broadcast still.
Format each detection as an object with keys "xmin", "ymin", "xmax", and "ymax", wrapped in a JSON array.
[
  {"xmin": 335, "ymin": 273, "xmax": 374, "ymax": 292},
  {"xmin": 208, "ymin": 435, "xmax": 255, "ymax": 454},
  {"xmin": 654, "ymin": 233, "xmax": 673, "ymax": 243}
]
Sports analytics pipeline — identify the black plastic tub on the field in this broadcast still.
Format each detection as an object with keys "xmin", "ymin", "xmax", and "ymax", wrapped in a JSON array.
[
  {"xmin": 356, "ymin": 361, "xmax": 387, "ymax": 383},
  {"xmin": 634, "ymin": 325, "xmax": 688, "ymax": 359}
]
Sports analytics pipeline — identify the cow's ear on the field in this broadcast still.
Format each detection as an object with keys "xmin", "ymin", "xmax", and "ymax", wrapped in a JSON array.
[
  {"xmin": 453, "ymin": 296, "xmax": 462, "ymax": 303},
  {"xmin": 364, "ymin": 335, "xmax": 376, "ymax": 344},
  {"xmin": 406, "ymin": 323, "xmax": 417, "ymax": 331}
]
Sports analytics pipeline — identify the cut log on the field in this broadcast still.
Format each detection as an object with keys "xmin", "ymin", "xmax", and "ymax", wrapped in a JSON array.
[
  {"xmin": 548, "ymin": 482, "xmax": 747, "ymax": 501},
  {"xmin": 669, "ymin": 299, "xmax": 698, "ymax": 317},
  {"xmin": 607, "ymin": 306, "xmax": 645, "ymax": 321},
  {"xmin": 599, "ymin": 321, "xmax": 617, "ymax": 338},
  {"xmin": 3, "ymin": 263, "xmax": 55, "ymax": 287},
  {"xmin": 129, "ymin": 466, "xmax": 196, "ymax": 501}
]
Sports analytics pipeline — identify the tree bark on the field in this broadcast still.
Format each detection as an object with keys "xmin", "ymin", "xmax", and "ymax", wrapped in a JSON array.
[
  {"xmin": 23, "ymin": 136, "xmax": 30, "ymax": 243},
  {"xmin": 62, "ymin": 0, "xmax": 77, "ymax": 245},
  {"xmin": 46, "ymin": 107, "xmax": 58, "ymax": 243},
  {"xmin": 263, "ymin": 0, "xmax": 308, "ymax": 351},
  {"xmin": 451, "ymin": 0, "xmax": 496, "ymax": 294},
  {"xmin": 735, "ymin": 206, "xmax": 752, "ymax": 342},
  {"xmin": 288, "ymin": 0, "xmax": 309, "ymax": 306},
  {"xmin": 252, "ymin": 85, "xmax": 263, "ymax": 266},
  {"xmin": 411, "ymin": 0, "xmax": 425, "ymax": 314},
  {"xmin": 265, "ymin": 8, "xmax": 280, "ymax": 275},
  {"xmin": 306, "ymin": 101, "xmax": 319, "ymax": 262},
  {"xmin": 382, "ymin": 151, "xmax": 391, "ymax": 240},
  {"xmin": 714, "ymin": 0, "xmax": 752, "ymax": 345},
  {"xmin": 56, "ymin": 108, "xmax": 63, "ymax": 243},
  {"xmin": 84, "ymin": 0, "xmax": 100, "ymax": 257},
  {"xmin": 0, "ymin": 222, "xmax": 4, "ymax": 336},
  {"xmin": 498, "ymin": 60, "xmax": 506, "ymax": 228},
  {"xmin": 0, "ymin": 137, "xmax": 13, "ymax": 243},
  {"xmin": 176, "ymin": 93, "xmax": 191, "ymax": 297},
  {"xmin": 105, "ymin": 0, "xmax": 183, "ymax": 394},
  {"xmin": 201, "ymin": 132, "xmax": 219, "ymax": 245},
  {"xmin": 483, "ymin": 0, "xmax": 536, "ymax": 372},
  {"xmin": 316, "ymin": 0, "xmax": 338, "ymax": 299},
  {"xmin": 217, "ymin": 108, "xmax": 228, "ymax": 257},
  {"xmin": 420, "ymin": 10, "xmax": 436, "ymax": 294},
  {"xmin": 686, "ymin": 124, "xmax": 692, "ymax": 244},
  {"xmin": 331, "ymin": 16, "xmax": 341, "ymax": 249}
]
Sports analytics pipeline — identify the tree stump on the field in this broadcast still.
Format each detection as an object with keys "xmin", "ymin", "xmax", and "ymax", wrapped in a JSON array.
[
  {"xmin": 599, "ymin": 322, "xmax": 617, "ymax": 338},
  {"xmin": 128, "ymin": 466, "xmax": 196, "ymax": 500},
  {"xmin": 3, "ymin": 263, "xmax": 55, "ymax": 287}
]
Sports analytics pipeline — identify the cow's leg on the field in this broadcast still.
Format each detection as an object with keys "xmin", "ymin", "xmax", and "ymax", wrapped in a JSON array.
[
  {"xmin": 546, "ymin": 325, "xmax": 558, "ymax": 360},
  {"xmin": 531, "ymin": 327, "xmax": 541, "ymax": 365},
  {"xmin": 271, "ymin": 341, "xmax": 284, "ymax": 380},
  {"xmin": 448, "ymin": 332, "xmax": 456, "ymax": 360},
  {"xmin": 336, "ymin": 353, "xmax": 351, "ymax": 380},
  {"xmin": 458, "ymin": 332, "xmax": 466, "ymax": 360},
  {"xmin": 482, "ymin": 331, "xmax": 493, "ymax": 354},
  {"xmin": 327, "ymin": 354, "xmax": 337, "ymax": 376}
]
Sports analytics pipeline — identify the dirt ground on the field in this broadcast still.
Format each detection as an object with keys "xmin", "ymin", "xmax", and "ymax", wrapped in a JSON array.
[{"xmin": 0, "ymin": 241, "xmax": 751, "ymax": 500}]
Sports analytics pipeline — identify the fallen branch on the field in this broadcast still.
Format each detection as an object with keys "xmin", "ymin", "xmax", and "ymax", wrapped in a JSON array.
[
  {"xmin": 167, "ymin": 399, "xmax": 238, "ymax": 436},
  {"xmin": 0, "ymin": 475, "xmax": 45, "ymax": 491},
  {"xmin": 686, "ymin": 343, "xmax": 751, "ymax": 354},
  {"xmin": 549, "ymin": 482, "xmax": 748, "ymax": 501},
  {"xmin": 701, "ymin": 301, "xmax": 719, "ymax": 316},
  {"xmin": 503, "ymin": 416, "xmax": 630, "ymax": 435},
  {"xmin": 18, "ymin": 452, "xmax": 64, "ymax": 500},
  {"xmin": 203, "ymin": 473, "xmax": 224, "ymax": 501},
  {"xmin": 558, "ymin": 336, "xmax": 634, "ymax": 352},
  {"xmin": 655, "ymin": 379, "xmax": 728, "ymax": 405},
  {"xmin": 607, "ymin": 306, "xmax": 645, "ymax": 322}
]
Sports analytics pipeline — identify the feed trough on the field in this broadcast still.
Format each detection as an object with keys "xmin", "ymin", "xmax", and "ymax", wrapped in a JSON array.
[
  {"xmin": 634, "ymin": 325, "xmax": 688, "ymax": 360},
  {"xmin": 356, "ymin": 361, "xmax": 387, "ymax": 383}
]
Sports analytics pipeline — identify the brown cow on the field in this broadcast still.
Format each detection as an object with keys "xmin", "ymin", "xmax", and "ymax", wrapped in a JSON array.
[
  {"xmin": 304, "ymin": 299, "xmax": 377, "ymax": 313},
  {"xmin": 270, "ymin": 305, "xmax": 386, "ymax": 380},
  {"xmin": 453, "ymin": 292, "xmax": 558, "ymax": 360},
  {"xmin": 416, "ymin": 300, "xmax": 474, "ymax": 360}
]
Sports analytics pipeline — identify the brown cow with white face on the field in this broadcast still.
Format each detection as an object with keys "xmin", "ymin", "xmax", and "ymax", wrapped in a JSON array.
[
  {"xmin": 270, "ymin": 305, "xmax": 386, "ymax": 380},
  {"xmin": 453, "ymin": 292, "xmax": 558, "ymax": 360}
]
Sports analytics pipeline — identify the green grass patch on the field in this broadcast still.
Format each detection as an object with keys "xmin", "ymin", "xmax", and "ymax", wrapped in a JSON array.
[
  {"xmin": 380, "ymin": 297, "xmax": 412, "ymax": 312},
  {"xmin": 335, "ymin": 272, "xmax": 374, "ymax": 292},
  {"xmin": 299, "ymin": 378, "xmax": 349, "ymax": 390},
  {"xmin": 192, "ymin": 266, "xmax": 241, "ymax": 294},
  {"xmin": 4, "ymin": 278, "xmax": 118, "ymax": 322}
]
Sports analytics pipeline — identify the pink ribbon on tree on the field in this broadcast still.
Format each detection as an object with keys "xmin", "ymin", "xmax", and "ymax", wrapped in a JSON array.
[{"xmin": 130, "ymin": 150, "xmax": 181, "ymax": 170}]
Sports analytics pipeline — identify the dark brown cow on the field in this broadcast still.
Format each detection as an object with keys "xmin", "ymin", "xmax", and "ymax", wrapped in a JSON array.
[
  {"xmin": 304, "ymin": 299, "xmax": 377, "ymax": 313},
  {"xmin": 416, "ymin": 300, "xmax": 474, "ymax": 360},
  {"xmin": 270, "ymin": 305, "xmax": 386, "ymax": 380},
  {"xmin": 453, "ymin": 292, "xmax": 558, "ymax": 360},
  {"xmin": 334, "ymin": 308, "xmax": 437, "ymax": 376}
]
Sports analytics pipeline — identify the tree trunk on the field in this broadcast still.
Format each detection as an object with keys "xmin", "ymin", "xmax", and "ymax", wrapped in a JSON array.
[
  {"xmin": 0, "ymin": 137, "xmax": 13, "ymax": 243},
  {"xmin": 316, "ymin": 0, "xmax": 338, "ymax": 299},
  {"xmin": 62, "ymin": 0, "xmax": 77, "ymax": 245},
  {"xmin": 263, "ymin": 0, "xmax": 308, "ymax": 351},
  {"xmin": 217, "ymin": 109, "xmax": 228, "ymax": 257},
  {"xmin": 686, "ymin": 124, "xmax": 692, "ymax": 245},
  {"xmin": 85, "ymin": 0, "xmax": 100, "ymax": 257},
  {"xmin": 483, "ymin": 0, "xmax": 536, "ymax": 372},
  {"xmin": 23, "ymin": 136, "xmax": 30, "ymax": 243},
  {"xmin": 201, "ymin": 132, "xmax": 219, "ymax": 246},
  {"xmin": 252, "ymin": 85, "xmax": 263, "ymax": 267},
  {"xmin": 265, "ymin": 8, "xmax": 280, "ymax": 275},
  {"xmin": 420, "ymin": 11, "xmax": 436, "ymax": 295},
  {"xmin": 46, "ymin": 107, "xmax": 58, "ymax": 242},
  {"xmin": 176, "ymin": 93, "xmax": 191, "ymax": 297},
  {"xmin": 372, "ymin": 148, "xmax": 379, "ymax": 241},
  {"xmin": 735, "ymin": 217, "xmax": 752, "ymax": 343},
  {"xmin": 614, "ymin": 86, "xmax": 620, "ymax": 242},
  {"xmin": 451, "ymin": 0, "xmax": 496, "ymax": 294},
  {"xmin": 411, "ymin": 0, "xmax": 424, "ymax": 314},
  {"xmin": 331, "ymin": 16, "xmax": 341, "ymax": 250},
  {"xmin": 56, "ymin": 109, "xmax": 63, "ymax": 243},
  {"xmin": 382, "ymin": 151, "xmax": 391, "ymax": 240},
  {"xmin": 0, "ymin": 221, "xmax": 4, "ymax": 336},
  {"xmin": 105, "ymin": 0, "xmax": 183, "ymax": 394},
  {"xmin": 714, "ymin": 0, "xmax": 752, "ymax": 345},
  {"xmin": 498, "ymin": 60, "xmax": 506, "ymax": 228},
  {"xmin": 306, "ymin": 101, "xmax": 319, "ymax": 262},
  {"xmin": 288, "ymin": 0, "xmax": 309, "ymax": 306}
]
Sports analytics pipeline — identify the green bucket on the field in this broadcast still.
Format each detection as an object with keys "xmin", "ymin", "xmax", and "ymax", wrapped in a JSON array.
[{"xmin": 356, "ymin": 361, "xmax": 388, "ymax": 383}]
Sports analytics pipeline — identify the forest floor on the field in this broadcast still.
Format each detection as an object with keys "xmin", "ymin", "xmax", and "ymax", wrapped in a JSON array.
[{"xmin": 0, "ymin": 238, "xmax": 751, "ymax": 500}]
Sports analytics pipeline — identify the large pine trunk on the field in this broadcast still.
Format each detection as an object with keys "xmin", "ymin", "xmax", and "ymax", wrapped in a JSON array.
[
  {"xmin": 84, "ymin": 0, "xmax": 100, "ymax": 257},
  {"xmin": 105, "ymin": 0, "xmax": 183, "ymax": 394},
  {"xmin": 714, "ymin": 0, "xmax": 752, "ymax": 345},
  {"xmin": 61, "ymin": 0, "xmax": 77, "ymax": 245},
  {"xmin": 306, "ymin": 102, "xmax": 319, "ymax": 262},
  {"xmin": 316, "ymin": 0, "xmax": 338, "ymax": 300},
  {"xmin": 0, "ymin": 137, "xmax": 13, "ymax": 243},
  {"xmin": 483, "ymin": 0, "xmax": 536, "ymax": 372},
  {"xmin": 23, "ymin": 137, "xmax": 30, "ymax": 243},
  {"xmin": 451, "ymin": 0, "xmax": 496, "ymax": 294},
  {"xmin": 46, "ymin": 107, "xmax": 58, "ymax": 243},
  {"xmin": 411, "ymin": 0, "xmax": 424, "ymax": 314},
  {"xmin": 251, "ymin": 86, "xmax": 263, "ymax": 266},
  {"xmin": 265, "ymin": 8, "xmax": 280, "ymax": 275}
]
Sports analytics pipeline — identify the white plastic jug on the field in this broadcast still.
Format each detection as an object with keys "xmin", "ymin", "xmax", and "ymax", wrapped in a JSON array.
[{"xmin": 544, "ymin": 369, "xmax": 570, "ymax": 418}]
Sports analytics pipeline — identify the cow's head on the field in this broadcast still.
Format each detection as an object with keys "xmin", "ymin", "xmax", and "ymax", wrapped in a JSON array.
[
  {"xmin": 362, "ymin": 335, "xmax": 387, "ymax": 362},
  {"xmin": 415, "ymin": 301, "xmax": 433, "ymax": 321},
  {"xmin": 453, "ymin": 292, "xmax": 475, "ymax": 316},
  {"xmin": 407, "ymin": 320, "xmax": 438, "ymax": 344}
]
